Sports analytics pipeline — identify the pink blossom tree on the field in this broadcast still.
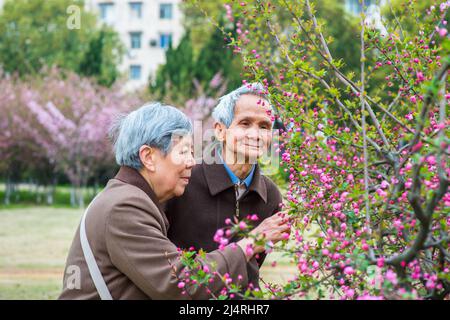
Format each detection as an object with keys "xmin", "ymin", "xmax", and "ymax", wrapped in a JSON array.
[
  {"xmin": 1, "ymin": 68, "xmax": 142, "ymax": 206},
  {"xmin": 0, "ymin": 72, "xmax": 20, "ymax": 205}
]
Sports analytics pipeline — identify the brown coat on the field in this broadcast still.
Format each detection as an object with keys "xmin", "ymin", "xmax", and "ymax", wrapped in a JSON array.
[
  {"xmin": 59, "ymin": 166, "xmax": 249, "ymax": 300},
  {"xmin": 164, "ymin": 162, "xmax": 283, "ymax": 288}
]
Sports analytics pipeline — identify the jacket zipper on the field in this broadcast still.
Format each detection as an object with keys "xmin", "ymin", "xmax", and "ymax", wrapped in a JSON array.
[{"xmin": 234, "ymin": 184, "xmax": 240, "ymax": 219}]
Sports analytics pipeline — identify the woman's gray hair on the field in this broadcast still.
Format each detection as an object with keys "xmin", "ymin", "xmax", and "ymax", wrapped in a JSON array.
[
  {"xmin": 109, "ymin": 102, "xmax": 192, "ymax": 170},
  {"xmin": 211, "ymin": 82, "xmax": 274, "ymax": 128}
]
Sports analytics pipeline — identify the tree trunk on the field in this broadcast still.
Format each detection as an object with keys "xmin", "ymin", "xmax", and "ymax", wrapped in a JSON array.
[
  {"xmin": 36, "ymin": 184, "xmax": 42, "ymax": 204},
  {"xmin": 13, "ymin": 182, "xmax": 19, "ymax": 202},
  {"xmin": 93, "ymin": 179, "xmax": 99, "ymax": 198},
  {"xmin": 46, "ymin": 185, "xmax": 52, "ymax": 205},
  {"xmin": 70, "ymin": 185, "xmax": 76, "ymax": 207},
  {"xmin": 77, "ymin": 185, "xmax": 85, "ymax": 208},
  {"xmin": 4, "ymin": 177, "xmax": 11, "ymax": 205},
  {"xmin": 46, "ymin": 176, "xmax": 57, "ymax": 206}
]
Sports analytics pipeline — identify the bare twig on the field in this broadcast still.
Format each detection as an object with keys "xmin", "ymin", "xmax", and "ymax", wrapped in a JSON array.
[{"xmin": 359, "ymin": 1, "xmax": 375, "ymax": 258}]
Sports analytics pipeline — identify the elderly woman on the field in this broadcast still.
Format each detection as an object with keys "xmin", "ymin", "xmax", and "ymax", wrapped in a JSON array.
[{"xmin": 58, "ymin": 103, "xmax": 290, "ymax": 300}]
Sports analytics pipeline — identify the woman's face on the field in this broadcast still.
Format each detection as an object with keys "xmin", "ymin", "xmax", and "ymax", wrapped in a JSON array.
[{"xmin": 152, "ymin": 135, "xmax": 195, "ymax": 202}]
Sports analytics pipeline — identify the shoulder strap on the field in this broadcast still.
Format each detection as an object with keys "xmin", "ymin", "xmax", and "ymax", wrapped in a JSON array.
[{"xmin": 79, "ymin": 196, "xmax": 113, "ymax": 300}]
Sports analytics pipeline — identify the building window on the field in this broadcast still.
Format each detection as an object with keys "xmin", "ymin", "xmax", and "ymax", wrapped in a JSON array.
[
  {"xmin": 159, "ymin": 33, "xmax": 172, "ymax": 49},
  {"xmin": 99, "ymin": 3, "xmax": 114, "ymax": 22},
  {"xmin": 130, "ymin": 32, "xmax": 142, "ymax": 49},
  {"xmin": 159, "ymin": 3, "xmax": 173, "ymax": 19},
  {"xmin": 129, "ymin": 2, "xmax": 143, "ymax": 19},
  {"xmin": 130, "ymin": 65, "xmax": 142, "ymax": 80}
]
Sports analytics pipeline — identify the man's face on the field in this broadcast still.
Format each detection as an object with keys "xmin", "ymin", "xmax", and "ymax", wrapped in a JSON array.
[{"xmin": 216, "ymin": 94, "xmax": 273, "ymax": 164}]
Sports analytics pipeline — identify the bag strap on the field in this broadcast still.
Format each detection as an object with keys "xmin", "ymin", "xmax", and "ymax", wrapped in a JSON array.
[{"xmin": 80, "ymin": 196, "xmax": 113, "ymax": 300}]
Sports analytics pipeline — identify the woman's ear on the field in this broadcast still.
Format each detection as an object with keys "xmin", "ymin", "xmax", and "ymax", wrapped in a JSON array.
[
  {"xmin": 214, "ymin": 122, "xmax": 226, "ymax": 142},
  {"xmin": 139, "ymin": 145, "xmax": 156, "ymax": 172}
]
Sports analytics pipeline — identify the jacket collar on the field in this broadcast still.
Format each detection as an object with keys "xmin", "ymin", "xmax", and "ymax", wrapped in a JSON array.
[
  {"xmin": 114, "ymin": 166, "xmax": 166, "ymax": 217},
  {"xmin": 220, "ymin": 152, "xmax": 256, "ymax": 189},
  {"xmin": 202, "ymin": 163, "xmax": 268, "ymax": 203},
  {"xmin": 223, "ymin": 162, "xmax": 256, "ymax": 188}
]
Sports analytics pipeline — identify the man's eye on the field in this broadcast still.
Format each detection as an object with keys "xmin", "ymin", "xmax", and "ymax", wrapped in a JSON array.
[{"xmin": 241, "ymin": 122, "xmax": 249, "ymax": 126}]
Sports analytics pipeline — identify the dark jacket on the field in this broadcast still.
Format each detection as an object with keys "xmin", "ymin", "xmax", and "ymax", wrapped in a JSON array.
[
  {"xmin": 164, "ymin": 162, "xmax": 283, "ymax": 288},
  {"xmin": 59, "ymin": 166, "xmax": 249, "ymax": 300}
]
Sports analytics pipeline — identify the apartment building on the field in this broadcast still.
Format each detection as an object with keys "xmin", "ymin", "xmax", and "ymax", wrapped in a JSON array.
[{"xmin": 86, "ymin": 0, "xmax": 184, "ymax": 90}]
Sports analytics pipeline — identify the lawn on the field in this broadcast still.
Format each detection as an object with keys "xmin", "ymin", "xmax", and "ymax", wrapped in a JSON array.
[
  {"xmin": 0, "ymin": 183, "xmax": 98, "ymax": 209},
  {"xmin": 0, "ymin": 207, "xmax": 296, "ymax": 299},
  {"xmin": 0, "ymin": 207, "xmax": 82, "ymax": 299}
]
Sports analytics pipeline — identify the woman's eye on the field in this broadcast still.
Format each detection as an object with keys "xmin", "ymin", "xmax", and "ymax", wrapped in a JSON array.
[{"xmin": 180, "ymin": 148, "xmax": 194, "ymax": 156}]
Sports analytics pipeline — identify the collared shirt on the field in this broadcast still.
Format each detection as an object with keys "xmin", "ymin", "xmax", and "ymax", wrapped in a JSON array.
[{"xmin": 221, "ymin": 157, "xmax": 256, "ymax": 200}]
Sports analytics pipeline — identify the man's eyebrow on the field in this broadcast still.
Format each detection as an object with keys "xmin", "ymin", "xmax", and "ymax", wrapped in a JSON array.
[{"xmin": 237, "ymin": 116, "xmax": 272, "ymax": 126}]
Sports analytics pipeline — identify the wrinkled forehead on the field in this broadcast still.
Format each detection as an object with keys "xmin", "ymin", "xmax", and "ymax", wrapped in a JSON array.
[
  {"xmin": 234, "ymin": 94, "xmax": 273, "ymax": 119},
  {"xmin": 236, "ymin": 93, "xmax": 271, "ymax": 107},
  {"xmin": 170, "ymin": 133, "xmax": 193, "ymax": 148},
  {"xmin": 171, "ymin": 133, "xmax": 192, "ymax": 142}
]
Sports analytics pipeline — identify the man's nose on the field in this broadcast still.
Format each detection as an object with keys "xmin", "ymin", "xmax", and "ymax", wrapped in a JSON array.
[{"xmin": 245, "ymin": 126, "xmax": 260, "ymax": 140}]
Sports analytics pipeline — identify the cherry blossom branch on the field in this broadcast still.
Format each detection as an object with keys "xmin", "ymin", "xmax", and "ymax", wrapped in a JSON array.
[
  {"xmin": 255, "ymin": 0, "xmax": 384, "ymax": 155},
  {"xmin": 360, "ymin": 0, "xmax": 375, "ymax": 248},
  {"xmin": 283, "ymin": 0, "xmax": 394, "ymax": 150},
  {"xmin": 399, "ymin": 60, "xmax": 450, "ymax": 169},
  {"xmin": 383, "ymin": 68, "xmax": 449, "ymax": 266}
]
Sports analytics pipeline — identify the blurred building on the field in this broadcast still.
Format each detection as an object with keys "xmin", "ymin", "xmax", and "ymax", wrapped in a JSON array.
[
  {"xmin": 345, "ymin": 0, "xmax": 388, "ymax": 36},
  {"xmin": 345, "ymin": 0, "xmax": 386, "ymax": 14},
  {"xmin": 86, "ymin": 0, "xmax": 184, "ymax": 90}
]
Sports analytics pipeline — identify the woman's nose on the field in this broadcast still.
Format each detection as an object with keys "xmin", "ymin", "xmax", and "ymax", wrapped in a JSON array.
[{"xmin": 186, "ymin": 154, "xmax": 196, "ymax": 168}]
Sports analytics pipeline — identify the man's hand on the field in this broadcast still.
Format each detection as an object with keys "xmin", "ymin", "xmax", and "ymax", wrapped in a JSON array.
[{"xmin": 237, "ymin": 211, "xmax": 291, "ymax": 261}]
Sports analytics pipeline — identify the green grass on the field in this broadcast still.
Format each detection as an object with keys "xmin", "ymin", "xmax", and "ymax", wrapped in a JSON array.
[
  {"xmin": 0, "ymin": 185, "xmax": 98, "ymax": 209},
  {"xmin": 0, "ymin": 278, "xmax": 63, "ymax": 300},
  {"xmin": 0, "ymin": 206, "xmax": 296, "ymax": 299},
  {"xmin": 0, "ymin": 207, "xmax": 83, "ymax": 299}
]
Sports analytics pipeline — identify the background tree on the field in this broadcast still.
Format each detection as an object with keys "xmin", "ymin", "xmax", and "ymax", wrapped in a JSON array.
[
  {"xmin": 150, "ymin": 31, "xmax": 196, "ymax": 103},
  {"xmin": 149, "ymin": 2, "xmax": 245, "ymax": 105},
  {"xmin": 194, "ymin": 18, "xmax": 243, "ymax": 92},
  {"xmin": 0, "ymin": 68, "xmax": 142, "ymax": 207},
  {"xmin": 79, "ymin": 28, "xmax": 124, "ymax": 87}
]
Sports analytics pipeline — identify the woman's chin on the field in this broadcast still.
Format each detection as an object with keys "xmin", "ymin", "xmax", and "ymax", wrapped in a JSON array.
[{"xmin": 173, "ymin": 185, "xmax": 187, "ymax": 197}]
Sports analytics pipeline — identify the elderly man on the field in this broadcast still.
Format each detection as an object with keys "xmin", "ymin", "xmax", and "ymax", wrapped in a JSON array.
[
  {"xmin": 165, "ymin": 83, "xmax": 286, "ymax": 291},
  {"xmin": 59, "ymin": 102, "xmax": 289, "ymax": 300}
]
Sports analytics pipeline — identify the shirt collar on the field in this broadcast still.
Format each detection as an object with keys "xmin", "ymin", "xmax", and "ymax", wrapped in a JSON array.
[
  {"xmin": 222, "ymin": 161, "xmax": 256, "ymax": 188},
  {"xmin": 218, "ymin": 148, "xmax": 256, "ymax": 188},
  {"xmin": 202, "ymin": 162, "xmax": 267, "ymax": 203}
]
